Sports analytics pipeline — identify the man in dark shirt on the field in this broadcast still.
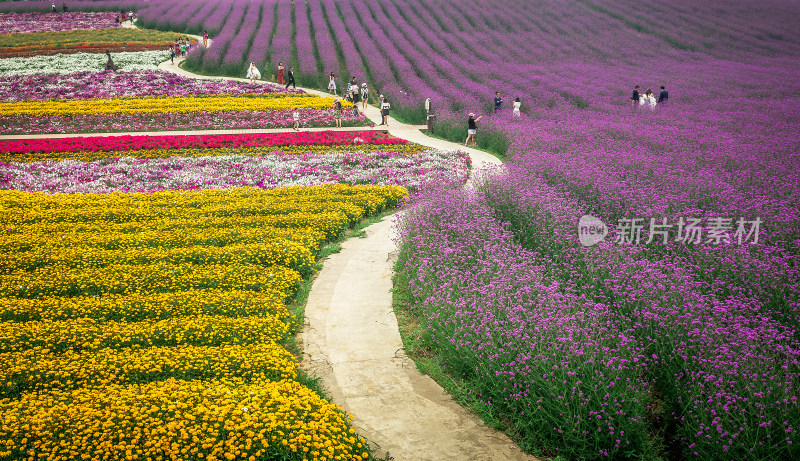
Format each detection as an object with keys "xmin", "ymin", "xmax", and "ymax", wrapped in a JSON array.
[
  {"xmin": 285, "ymin": 66, "xmax": 295, "ymax": 89},
  {"xmin": 658, "ymin": 85, "xmax": 669, "ymax": 104},
  {"xmin": 494, "ymin": 92, "xmax": 503, "ymax": 112},
  {"xmin": 631, "ymin": 85, "xmax": 640, "ymax": 108}
]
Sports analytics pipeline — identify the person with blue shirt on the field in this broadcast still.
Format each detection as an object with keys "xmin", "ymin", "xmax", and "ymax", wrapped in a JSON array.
[
  {"xmin": 658, "ymin": 85, "xmax": 669, "ymax": 104},
  {"xmin": 494, "ymin": 92, "xmax": 503, "ymax": 112}
]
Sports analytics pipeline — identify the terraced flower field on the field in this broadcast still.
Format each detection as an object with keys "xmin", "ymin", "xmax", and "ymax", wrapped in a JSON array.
[
  {"xmin": 0, "ymin": 184, "xmax": 406, "ymax": 461},
  {"xmin": 0, "ymin": 68, "xmax": 362, "ymax": 134}
]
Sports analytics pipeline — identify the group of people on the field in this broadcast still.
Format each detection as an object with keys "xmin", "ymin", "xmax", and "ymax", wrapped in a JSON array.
[
  {"xmin": 113, "ymin": 10, "xmax": 135, "ymax": 24},
  {"xmin": 275, "ymin": 62, "xmax": 295, "ymax": 88},
  {"xmin": 51, "ymin": 3, "xmax": 67, "ymax": 12},
  {"xmin": 331, "ymin": 75, "xmax": 371, "ymax": 107},
  {"xmin": 169, "ymin": 37, "xmax": 192, "ymax": 64},
  {"xmin": 463, "ymin": 91, "xmax": 522, "ymax": 146},
  {"xmin": 631, "ymin": 85, "xmax": 669, "ymax": 110},
  {"xmin": 492, "ymin": 92, "xmax": 523, "ymax": 118}
]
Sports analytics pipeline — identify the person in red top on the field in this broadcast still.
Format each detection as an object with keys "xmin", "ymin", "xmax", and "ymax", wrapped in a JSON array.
[{"xmin": 277, "ymin": 62, "xmax": 285, "ymax": 84}]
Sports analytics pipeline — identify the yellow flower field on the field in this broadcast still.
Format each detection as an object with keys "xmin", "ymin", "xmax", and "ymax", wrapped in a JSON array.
[
  {"xmin": 0, "ymin": 315, "xmax": 291, "ymax": 353},
  {"xmin": 0, "ymin": 93, "xmax": 352, "ymax": 116},
  {"xmin": 0, "ymin": 289, "xmax": 287, "ymax": 322},
  {"xmin": 0, "ymin": 184, "xmax": 407, "ymax": 461},
  {"xmin": 0, "ymin": 378, "xmax": 370, "ymax": 461},
  {"xmin": 2, "ymin": 342, "xmax": 297, "ymax": 396}
]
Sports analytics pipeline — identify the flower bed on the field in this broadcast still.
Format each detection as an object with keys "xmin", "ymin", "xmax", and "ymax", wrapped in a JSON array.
[
  {"xmin": 0, "ymin": 50, "xmax": 165, "ymax": 74},
  {"xmin": 0, "ymin": 184, "xmax": 407, "ymax": 461},
  {"xmin": 0, "ymin": 378, "xmax": 370, "ymax": 461},
  {"xmin": 0, "ymin": 108, "xmax": 366, "ymax": 134},
  {"xmin": 0, "ymin": 28, "xmax": 193, "ymax": 57},
  {"xmin": 0, "ymin": 12, "xmax": 120, "ymax": 34},
  {"xmin": 0, "ymin": 149, "xmax": 469, "ymax": 193},
  {"xmin": 0, "ymin": 93, "xmax": 349, "ymax": 116},
  {"xmin": 0, "ymin": 131, "xmax": 408, "ymax": 161},
  {"xmin": 0, "ymin": 70, "xmax": 299, "ymax": 102}
]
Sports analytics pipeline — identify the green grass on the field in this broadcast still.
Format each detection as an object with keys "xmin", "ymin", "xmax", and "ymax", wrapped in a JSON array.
[
  {"xmin": 419, "ymin": 128, "xmax": 508, "ymax": 162},
  {"xmin": 0, "ymin": 28, "xmax": 188, "ymax": 50}
]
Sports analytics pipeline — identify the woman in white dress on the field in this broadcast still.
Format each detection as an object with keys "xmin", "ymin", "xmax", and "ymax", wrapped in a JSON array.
[
  {"xmin": 640, "ymin": 89, "xmax": 657, "ymax": 110},
  {"xmin": 645, "ymin": 89, "xmax": 657, "ymax": 110},
  {"xmin": 512, "ymin": 97, "xmax": 521, "ymax": 118},
  {"xmin": 328, "ymin": 72, "xmax": 337, "ymax": 96},
  {"xmin": 246, "ymin": 63, "xmax": 261, "ymax": 84}
]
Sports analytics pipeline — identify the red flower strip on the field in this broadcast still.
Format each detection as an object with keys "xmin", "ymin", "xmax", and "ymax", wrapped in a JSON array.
[{"xmin": 0, "ymin": 131, "xmax": 405, "ymax": 155}]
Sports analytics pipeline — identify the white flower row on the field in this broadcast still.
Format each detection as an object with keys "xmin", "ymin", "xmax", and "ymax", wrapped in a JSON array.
[{"xmin": 0, "ymin": 50, "xmax": 166, "ymax": 75}]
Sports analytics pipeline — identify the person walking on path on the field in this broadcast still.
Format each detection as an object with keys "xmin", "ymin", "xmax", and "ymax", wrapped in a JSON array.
[
  {"xmin": 52, "ymin": 2, "xmax": 57, "ymax": 12},
  {"xmin": 380, "ymin": 97, "xmax": 390, "ymax": 126},
  {"xmin": 631, "ymin": 85, "xmax": 640, "ymax": 108},
  {"xmin": 246, "ymin": 62, "xmax": 261, "ymax": 84},
  {"xmin": 333, "ymin": 99, "xmax": 343, "ymax": 128},
  {"xmin": 350, "ymin": 84, "xmax": 360, "ymax": 116},
  {"xmin": 512, "ymin": 97, "xmax": 521, "ymax": 118},
  {"xmin": 328, "ymin": 72, "xmax": 337, "ymax": 96},
  {"xmin": 277, "ymin": 62, "xmax": 285, "ymax": 84},
  {"xmin": 285, "ymin": 66, "xmax": 296, "ymax": 89},
  {"xmin": 494, "ymin": 92, "xmax": 503, "ymax": 112},
  {"xmin": 62, "ymin": 3, "xmax": 68, "ymax": 12},
  {"xmin": 658, "ymin": 85, "xmax": 669, "ymax": 104},
  {"xmin": 179, "ymin": 41, "xmax": 186, "ymax": 57},
  {"xmin": 169, "ymin": 45, "xmax": 175, "ymax": 64},
  {"xmin": 361, "ymin": 83, "xmax": 369, "ymax": 110},
  {"xmin": 465, "ymin": 112, "xmax": 482, "ymax": 146},
  {"xmin": 351, "ymin": 86, "xmax": 360, "ymax": 117},
  {"xmin": 203, "ymin": 31, "xmax": 209, "ymax": 48}
]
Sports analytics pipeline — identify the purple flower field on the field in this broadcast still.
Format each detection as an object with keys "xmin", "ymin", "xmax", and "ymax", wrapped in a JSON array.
[{"xmin": 0, "ymin": 12, "xmax": 119, "ymax": 34}]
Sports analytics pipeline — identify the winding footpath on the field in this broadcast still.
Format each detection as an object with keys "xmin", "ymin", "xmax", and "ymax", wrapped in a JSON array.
[{"xmin": 2, "ymin": 44, "xmax": 532, "ymax": 459}]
